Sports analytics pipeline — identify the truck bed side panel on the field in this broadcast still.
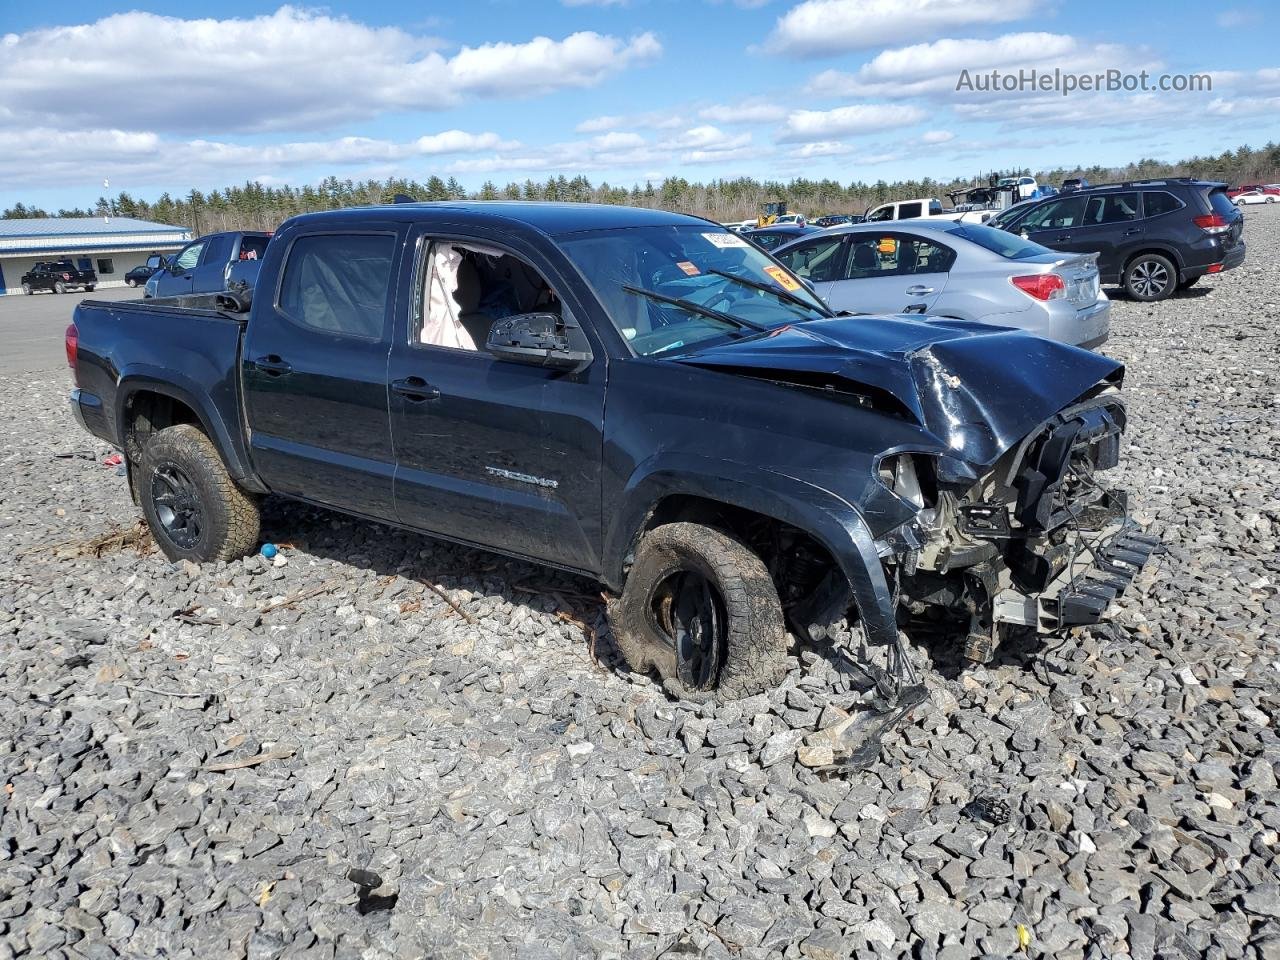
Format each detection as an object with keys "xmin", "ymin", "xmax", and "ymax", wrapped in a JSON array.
[{"xmin": 71, "ymin": 300, "xmax": 259, "ymax": 486}]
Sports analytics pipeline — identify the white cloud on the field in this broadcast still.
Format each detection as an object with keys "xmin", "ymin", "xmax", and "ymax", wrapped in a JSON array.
[
  {"xmin": 0, "ymin": 127, "xmax": 515, "ymax": 188},
  {"xmin": 563, "ymin": 0, "xmax": 628, "ymax": 5},
  {"xmin": 766, "ymin": 0, "xmax": 1039, "ymax": 57},
  {"xmin": 575, "ymin": 110, "xmax": 684, "ymax": 133},
  {"xmin": 0, "ymin": 9, "xmax": 662, "ymax": 134},
  {"xmin": 791, "ymin": 141, "xmax": 854, "ymax": 158},
  {"xmin": 921, "ymin": 130, "xmax": 955, "ymax": 144},
  {"xmin": 698, "ymin": 100, "xmax": 789, "ymax": 124},
  {"xmin": 778, "ymin": 104, "xmax": 925, "ymax": 141},
  {"xmin": 805, "ymin": 33, "xmax": 1154, "ymax": 100}
]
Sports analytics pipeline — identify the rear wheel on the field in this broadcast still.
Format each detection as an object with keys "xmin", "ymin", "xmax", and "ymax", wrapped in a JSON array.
[
  {"xmin": 608, "ymin": 522, "xmax": 788, "ymax": 701},
  {"xmin": 1268, "ymin": 197, "xmax": 1277, "ymax": 204},
  {"xmin": 85, "ymin": 285, "xmax": 95, "ymax": 293},
  {"xmin": 54, "ymin": 281, "xmax": 66, "ymax": 294},
  {"xmin": 21, "ymin": 283, "xmax": 31, "ymax": 295},
  {"xmin": 138, "ymin": 424, "xmax": 260, "ymax": 563},
  {"xmin": 1124, "ymin": 253, "xmax": 1176, "ymax": 302},
  {"xmin": 126, "ymin": 279, "xmax": 136, "ymax": 287}
]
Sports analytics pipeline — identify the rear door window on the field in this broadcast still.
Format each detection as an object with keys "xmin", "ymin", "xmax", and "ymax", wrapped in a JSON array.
[
  {"xmin": 898, "ymin": 201, "xmax": 923, "ymax": 219},
  {"xmin": 1084, "ymin": 192, "xmax": 1139, "ymax": 225},
  {"xmin": 201, "ymin": 234, "xmax": 232, "ymax": 267},
  {"xmin": 278, "ymin": 233, "xmax": 395, "ymax": 340},
  {"xmin": 1142, "ymin": 192, "xmax": 1183, "ymax": 218}
]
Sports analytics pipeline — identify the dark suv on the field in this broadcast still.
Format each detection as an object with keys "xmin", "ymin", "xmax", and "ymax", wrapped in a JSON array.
[{"xmin": 989, "ymin": 179, "xmax": 1245, "ymax": 301}]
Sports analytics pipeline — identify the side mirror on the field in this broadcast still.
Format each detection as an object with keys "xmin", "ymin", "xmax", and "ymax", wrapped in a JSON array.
[{"xmin": 486, "ymin": 312, "xmax": 591, "ymax": 371}]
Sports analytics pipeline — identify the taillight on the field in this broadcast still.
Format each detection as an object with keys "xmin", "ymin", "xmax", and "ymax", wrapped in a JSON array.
[
  {"xmin": 1193, "ymin": 213, "xmax": 1231, "ymax": 234},
  {"xmin": 1010, "ymin": 274, "xmax": 1066, "ymax": 301},
  {"xmin": 65, "ymin": 323, "xmax": 79, "ymax": 381}
]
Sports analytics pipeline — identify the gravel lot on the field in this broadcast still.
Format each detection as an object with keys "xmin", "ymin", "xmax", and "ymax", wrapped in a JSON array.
[{"xmin": 2, "ymin": 208, "xmax": 1278, "ymax": 960}]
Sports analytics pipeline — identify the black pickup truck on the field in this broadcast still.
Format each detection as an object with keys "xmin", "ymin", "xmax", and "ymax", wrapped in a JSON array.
[
  {"xmin": 67, "ymin": 202, "xmax": 1158, "ymax": 704},
  {"xmin": 23, "ymin": 259, "xmax": 97, "ymax": 294}
]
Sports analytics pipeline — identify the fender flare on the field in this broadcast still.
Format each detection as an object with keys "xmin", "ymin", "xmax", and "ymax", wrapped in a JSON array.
[
  {"xmin": 605, "ymin": 454, "xmax": 899, "ymax": 648},
  {"xmin": 115, "ymin": 367, "xmax": 264, "ymax": 492}
]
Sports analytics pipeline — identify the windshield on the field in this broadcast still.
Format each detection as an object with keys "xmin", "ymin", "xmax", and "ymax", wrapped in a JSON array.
[
  {"xmin": 987, "ymin": 203, "xmax": 1030, "ymax": 230},
  {"xmin": 558, "ymin": 224, "xmax": 828, "ymax": 357},
  {"xmin": 945, "ymin": 223, "xmax": 1050, "ymax": 260}
]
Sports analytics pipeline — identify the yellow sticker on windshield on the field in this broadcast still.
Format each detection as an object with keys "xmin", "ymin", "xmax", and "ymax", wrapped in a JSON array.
[{"xmin": 763, "ymin": 265, "xmax": 802, "ymax": 292}]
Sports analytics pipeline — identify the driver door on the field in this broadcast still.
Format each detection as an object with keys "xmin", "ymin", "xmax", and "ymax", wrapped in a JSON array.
[
  {"xmin": 386, "ymin": 226, "xmax": 608, "ymax": 573},
  {"xmin": 154, "ymin": 239, "xmax": 204, "ymax": 297}
]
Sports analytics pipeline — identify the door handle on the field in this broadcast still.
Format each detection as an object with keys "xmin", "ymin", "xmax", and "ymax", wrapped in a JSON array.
[
  {"xmin": 391, "ymin": 376, "xmax": 441, "ymax": 402},
  {"xmin": 253, "ymin": 355, "xmax": 292, "ymax": 376},
  {"xmin": 1123, "ymin": 227, "xmax": 1142, "ymax": 236},
  {"xmin": 905, "ymin": 285, "xmax": 934, "ymax": 296},
  {"xmin": 1055, "ymin": 235, "xmax": 1071, "ymax": 243}
]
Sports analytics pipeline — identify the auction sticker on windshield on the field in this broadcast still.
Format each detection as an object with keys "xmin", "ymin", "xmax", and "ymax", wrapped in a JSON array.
[
  {"xmin": 763, "ymin": 265, "xmax": 802, "ymax": 292},
  {"xmin": 702, "ymin": 232, "xmax": 749, "ymax": 249}
]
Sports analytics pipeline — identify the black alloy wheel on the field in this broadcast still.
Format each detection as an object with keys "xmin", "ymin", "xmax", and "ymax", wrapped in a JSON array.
[
  {"xmin": 150, "ymin": 461, "xmax": 205, "ymax": 550},
  {"xmin": 650, "ymin": 568, "xmax": 727, "ymax": 692}
]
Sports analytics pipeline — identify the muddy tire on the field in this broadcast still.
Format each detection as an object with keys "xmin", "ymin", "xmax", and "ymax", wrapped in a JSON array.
[
  {"xmin": 608, "ymin": 522, "xmax": 788, "ymax": 701},
  {"xmin": 138, "ymin": 424, "xmax": 259, "ymax": 563}
]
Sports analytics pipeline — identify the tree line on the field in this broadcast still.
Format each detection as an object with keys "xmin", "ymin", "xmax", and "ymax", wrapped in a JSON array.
[{"xmin": 6, "ymin": 141, "xmax": 1279, "ymax": 232}]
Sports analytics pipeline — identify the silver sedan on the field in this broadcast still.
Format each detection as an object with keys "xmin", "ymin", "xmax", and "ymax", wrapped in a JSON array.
[{"xmin": 772, "ymin": 219, "xmax": 1110, "ymax": 348}]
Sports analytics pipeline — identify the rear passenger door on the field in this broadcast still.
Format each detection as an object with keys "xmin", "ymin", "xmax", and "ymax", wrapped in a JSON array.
[
  {"xmin": 241, "ymin": 227, "xmax": 403, "ymax": 520},
  {"xmin": 1062, "ymin": 193, "xmax": 1141, "ymax": 278}
]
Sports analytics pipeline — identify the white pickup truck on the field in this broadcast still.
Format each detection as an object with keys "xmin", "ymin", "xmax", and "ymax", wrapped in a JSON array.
[{"xmin": 863, "ymin": 197, "xmax": 990, "ymax": 224}]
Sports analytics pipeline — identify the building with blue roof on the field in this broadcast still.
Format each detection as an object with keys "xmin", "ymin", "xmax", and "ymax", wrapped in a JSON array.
[{"xmin": 0, "ymin": 217, "xmax": 191, "ymax": 294}]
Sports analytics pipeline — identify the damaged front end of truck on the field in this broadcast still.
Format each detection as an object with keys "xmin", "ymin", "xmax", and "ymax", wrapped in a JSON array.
[{"xmin": 676, "ymin": 318, "xmax": 1161, "ymax": 761}]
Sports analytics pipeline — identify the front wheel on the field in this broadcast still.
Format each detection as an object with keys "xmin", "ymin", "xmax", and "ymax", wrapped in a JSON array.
[
  {"xmin": 22, "ymin": 283, "xmax": 31, "ymax": 295},
  {"xmin": 608, "ymin": 522, "xmax": 788, "ymax": 701},
  {"xmin": 126, "ymin": 279, "xmax": 136, "ymax": 287},
  {"xmin": 138, "ymin": 424, "xmax": 260, "ymax": 563},
  {"xmin": 1124, "ymin": 253, "xmax": 1176, "ymax": 302},
  {"xmin": 54, "ymin": 281, "xmax": 66, "ymax": 294},
  {"xmin": 1268, "ymin": 197, "xmax": 1277, "ymax": 204}
]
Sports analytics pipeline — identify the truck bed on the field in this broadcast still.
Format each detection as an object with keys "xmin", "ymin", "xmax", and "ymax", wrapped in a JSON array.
[{"xmin": 70, "ymin": 294, "xmax": 256, "ymax": 486}]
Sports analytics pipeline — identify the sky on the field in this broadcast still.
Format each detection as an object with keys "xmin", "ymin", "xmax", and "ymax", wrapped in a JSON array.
[{"xmin": 1, "ymin": 0, "xmax": 1277, "ymax": 213}]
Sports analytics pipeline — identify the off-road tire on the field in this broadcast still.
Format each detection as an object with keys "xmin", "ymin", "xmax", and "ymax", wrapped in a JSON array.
[
  {"xmin": 138, "ymin": 424, "xmax": 259, "ymax": 563},
  {"xmin": 54, "ymin": 281, "xmax": 66, "ymax": 294},
  {"xmin": 608, "ymin": 522, "xmax": 788, "ymax": 701},
  {"xmin": 1123, "ymin": 253, "xmax": 1176, "ymax": 302}
]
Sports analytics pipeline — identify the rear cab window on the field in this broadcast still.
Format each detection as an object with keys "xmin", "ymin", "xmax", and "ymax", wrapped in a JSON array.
[{"xmin": 278, "ymin": 233, "xmax": 396, "ymax": 339}]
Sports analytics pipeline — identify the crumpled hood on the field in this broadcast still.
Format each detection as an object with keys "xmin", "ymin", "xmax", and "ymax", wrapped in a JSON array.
[{"xmin": 673, "ymin": 315, "xmax": 1124, "ymax": 467}]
